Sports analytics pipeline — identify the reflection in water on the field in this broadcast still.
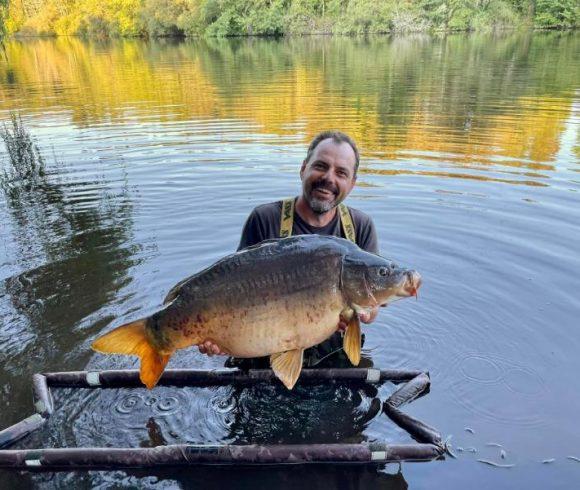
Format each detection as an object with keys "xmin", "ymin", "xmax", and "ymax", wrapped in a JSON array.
[
  {"xmin": 26, "ymin": 462, "xmax": 408, "ymax": 489},
  {"xmin": 0, "ymin": 33, "xmax": 577, "ymax": 177},
  {"xmin": 219, "ymin": 383, "xmax": 382, "ymax": 445},
  {"xmin": 360, "ymin": 167, "xmax": 550, "ymax": 187},
  {"xmin": 0, "ymin": 144, "xmax": 139, "ymax": 430},
  {"xmin": 215, "ymin": 354, "xmax": 384, "ymax": 445},
  {"xmin": 125, "ymin": 464, "xmax": 410, "ymax": 490}
]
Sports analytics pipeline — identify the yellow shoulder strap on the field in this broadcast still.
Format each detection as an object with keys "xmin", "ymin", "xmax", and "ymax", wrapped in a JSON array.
[
  {"xmin": 338, "ymin": 203, "xmax": 356, "ymax": 243},
  {"xmin": 281, "ymin": 199, "xmax": 355, "ymax": 243},
  {"xmin": 280, "ymin": 198, "xmax": 295, "ymax": 238}
]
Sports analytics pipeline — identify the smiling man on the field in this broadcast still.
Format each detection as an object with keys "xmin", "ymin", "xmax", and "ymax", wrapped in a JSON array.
[{"xmin": 200, "ymin": 130, "xmax": 380, "ymax": 367}]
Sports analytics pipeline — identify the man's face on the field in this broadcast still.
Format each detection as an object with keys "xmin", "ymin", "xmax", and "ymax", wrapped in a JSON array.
[{"xmin": 300, "ymin": 139, "xmax": 357, "ymax": 214}]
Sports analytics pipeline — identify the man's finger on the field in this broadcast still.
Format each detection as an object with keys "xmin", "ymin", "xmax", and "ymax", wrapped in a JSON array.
[
  {"xmin": 359, "ymin": 306, "xmax": 380, "ymax": 324},
  {"xmin": 198, "ymin": 340, "xmax": 227, "ymax": 356},
  {"xmin": 202, "ymin": 340, "xmax": 215, "ymax": 356}
]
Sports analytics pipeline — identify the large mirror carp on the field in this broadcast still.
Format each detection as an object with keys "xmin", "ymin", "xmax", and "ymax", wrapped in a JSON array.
[{"xmin": 92, "ymin": 235, "xmax": 421, "ymax": 390}]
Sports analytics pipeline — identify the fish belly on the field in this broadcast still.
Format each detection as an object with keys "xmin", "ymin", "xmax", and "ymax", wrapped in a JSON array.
[{"xmin": 204, "ymin": 290, "xmax": 343, "ymax": 357}]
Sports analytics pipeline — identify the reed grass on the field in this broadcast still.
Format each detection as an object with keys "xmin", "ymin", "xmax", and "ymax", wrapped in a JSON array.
[{"xmin": 0, "ymin": 113, "xmax": 46, "ymax": 187}]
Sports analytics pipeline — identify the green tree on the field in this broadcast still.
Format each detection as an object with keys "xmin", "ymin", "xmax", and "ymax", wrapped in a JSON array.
[
  {"xmin": 140, "ymin": 0, "xmax": 190, "ymax": 36},
  {"xmin": 3, "ymin": 0, "xmax": 579, "ymax": 37},
  {"xmin": 535, "ymin": 0, "xmax": 578, "ymax": 27}
]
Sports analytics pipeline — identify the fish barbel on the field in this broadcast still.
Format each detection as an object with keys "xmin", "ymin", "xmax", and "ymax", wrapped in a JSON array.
[{"xmin": 92, "ymin": 235, "xmax": 421, "ymax": 390}]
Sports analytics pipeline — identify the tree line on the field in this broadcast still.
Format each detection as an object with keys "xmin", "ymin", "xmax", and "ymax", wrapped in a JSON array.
[{"xmin": 1, "ymin": 0, "xmax": 578, "ymax": 38}]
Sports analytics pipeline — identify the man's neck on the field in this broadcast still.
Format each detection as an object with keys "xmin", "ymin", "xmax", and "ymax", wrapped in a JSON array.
[{"xmin": 295, "ymin": 196, "xmax": 337, "ymax": 228}]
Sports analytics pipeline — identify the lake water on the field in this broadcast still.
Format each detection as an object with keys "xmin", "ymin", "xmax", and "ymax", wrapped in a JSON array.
[{"xmin": 0, "ymin": 32, "xmax": 579, "ymax": 488}]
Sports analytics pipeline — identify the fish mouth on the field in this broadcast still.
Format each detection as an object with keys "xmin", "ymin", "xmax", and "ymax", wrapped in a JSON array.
[
  {"xmin": 379, "ymin": 270, "xmax": 422, "ymax": 305},
  {"xmin": 401, "ymin": 270, "xmax": 422, "ymax": 298}
]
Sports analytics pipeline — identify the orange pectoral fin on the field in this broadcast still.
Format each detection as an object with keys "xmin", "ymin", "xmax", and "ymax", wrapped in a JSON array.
[
  {"xmin": 91, "ymin": 319, "xmax": 172, "ymax": 389},
  {"xmin": 343, "ymin": 315, "xmax": 361, "ymax": 366}
]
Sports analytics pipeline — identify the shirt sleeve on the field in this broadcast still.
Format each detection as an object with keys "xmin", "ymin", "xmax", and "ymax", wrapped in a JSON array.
[{"xmin": 237, "ymin": 209, "xmax": 266, "ymax": 251}]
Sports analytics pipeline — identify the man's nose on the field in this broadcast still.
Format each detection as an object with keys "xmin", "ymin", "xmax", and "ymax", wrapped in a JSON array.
[{"xmin": 326, "ymin": 169, "xmax": 338, "ymax": 182}]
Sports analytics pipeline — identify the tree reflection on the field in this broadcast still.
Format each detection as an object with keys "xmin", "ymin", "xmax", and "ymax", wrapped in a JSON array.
[
  {"xmin": 0, "ymin": 32, "xmax": 576, "ymax": 170},
  {"xmin": 0, "ymin": 124, "xmax": 139, "ymax": 429}
]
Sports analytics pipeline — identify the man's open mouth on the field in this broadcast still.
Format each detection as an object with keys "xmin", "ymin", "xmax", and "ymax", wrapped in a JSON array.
[{"xmin": 313, "ymin": 187, "xmax": 336, "ymax": 197}]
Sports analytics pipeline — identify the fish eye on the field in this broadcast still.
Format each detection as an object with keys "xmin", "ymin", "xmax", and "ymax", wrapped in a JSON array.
[{"xmin": 379, "ymin": 267, "xmax": 389, "ymax": 276}]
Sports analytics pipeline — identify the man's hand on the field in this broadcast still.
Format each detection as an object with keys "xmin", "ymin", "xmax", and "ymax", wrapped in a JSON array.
[
  {"xmin": 197, "ymin": 340, "xmax": 228, "ymax": 356},
  {"xmin": 337, "ymin": 305, "xmax": 380, "ymax": 331},
  {"xmin": 360, "ymin": 306, "xmax": 380, "ymax": 324},
  {"xmin": 337, "ymin": 318, "xmax": 348, "ymax": 332}
]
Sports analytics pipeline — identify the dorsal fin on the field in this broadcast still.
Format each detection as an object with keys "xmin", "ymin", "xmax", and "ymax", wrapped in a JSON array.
[{"xmin": 163, "ymin": 275, "xmax": 195, "ymax": 304}]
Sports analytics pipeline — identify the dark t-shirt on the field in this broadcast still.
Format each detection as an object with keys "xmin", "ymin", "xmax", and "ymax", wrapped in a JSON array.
[
  {"xmin": 237, "ymin": 199, "xmax": 379, "ymax": 254},
  {"xmin": 226, "ymin": 199, "xmax": 379, "ymax": 370}
]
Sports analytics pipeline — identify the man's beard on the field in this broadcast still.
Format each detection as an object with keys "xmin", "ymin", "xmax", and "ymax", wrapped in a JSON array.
[
  {"xmin": 306, "ymin": 181, "xmax": 340, "ymax": 214},
  {"xmin": 308, "ymin": 196, "xmax": 336, "ymax": 214}
]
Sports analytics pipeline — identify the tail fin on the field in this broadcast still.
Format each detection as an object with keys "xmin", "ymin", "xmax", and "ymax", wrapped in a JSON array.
[{"xmin": 91, "ymin": 319, "xmax": 172, "ymax": 389}]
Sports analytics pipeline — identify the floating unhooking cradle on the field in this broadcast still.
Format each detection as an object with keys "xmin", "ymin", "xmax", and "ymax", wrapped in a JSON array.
[{"xmin": 0, "ymin": 367, "xmax": 445, "ymax": 470}]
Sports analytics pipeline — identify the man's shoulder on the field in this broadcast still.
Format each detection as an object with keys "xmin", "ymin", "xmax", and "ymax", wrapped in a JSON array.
[
  {"xmin": 345, "ymin": 205, "xmax": 374, "ymax": 227},
  {"xmin": 250, "ymin": 200, "xmax": 283, "ymax": 220},
  {"xmin": 239, "ymin": 200, "xmax": 285, "ymax": 250},
  {"xmin": 346, "ymin": 204, "xmax": 378, "ymax": 253}
]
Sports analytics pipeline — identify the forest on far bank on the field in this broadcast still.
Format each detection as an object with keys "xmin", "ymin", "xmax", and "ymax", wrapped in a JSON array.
[{"xmin": 0, "ymin": 0, "xmax": 578, "ymax": 39}]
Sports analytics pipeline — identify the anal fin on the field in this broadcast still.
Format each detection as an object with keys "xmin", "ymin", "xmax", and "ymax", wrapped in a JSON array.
[
  {"xmin": 343, "ymin": 315, "xmax": 361, "ymax": 366},
  {"xmin": 140, "ymin": 347, "xmax": 172, "ymax": 389},
  {"xmin": 270, "ymin": 349, "xmax": 304, "ymax": 390}
]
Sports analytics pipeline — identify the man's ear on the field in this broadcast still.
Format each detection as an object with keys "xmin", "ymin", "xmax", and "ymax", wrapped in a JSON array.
[
  {"xmin": 300, "ymin": 159, "xmax": 307, "ymax": 177},
  {"xmin": 349, "ymin": 174, "xmax": 357, "ymax": 190}
]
